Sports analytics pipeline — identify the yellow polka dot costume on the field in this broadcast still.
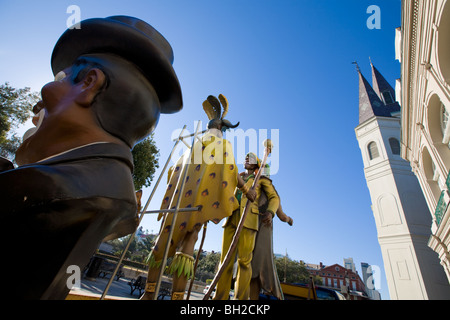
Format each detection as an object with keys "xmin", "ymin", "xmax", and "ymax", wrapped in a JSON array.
[
  {"xmin": 154, "ymin": 131, "xmax": 239, "ymax": 256},
  {"xmin": 147, "ymin": 94, "xmax": 241, "ymax": 275}
]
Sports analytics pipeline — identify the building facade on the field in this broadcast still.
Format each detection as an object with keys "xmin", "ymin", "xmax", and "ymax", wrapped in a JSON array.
[
  {"xmin": 355, "ymin": 62, "xmax": 450, "ymax": 299},
  {"xmin": 308, "ymin": 263, "xmax": 367, "ymax": 300},
  {"xmin": 397, "ymin": 0, "xmax": 450, "ymax": 285},
  {"xmin": 344, "ymin": 257, "xmax": 356, "ymax": 273}
]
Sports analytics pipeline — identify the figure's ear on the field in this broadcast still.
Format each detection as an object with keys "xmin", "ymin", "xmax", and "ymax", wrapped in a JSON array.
[{"xmin": 74, "ymin": 68, "xmax": 106, "ymax": 107}]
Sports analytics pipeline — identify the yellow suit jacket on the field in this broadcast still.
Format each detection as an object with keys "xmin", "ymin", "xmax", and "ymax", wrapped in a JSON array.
[{"xmin": 224, "ymin": 175, "xmax": 280, "ymax": 231}]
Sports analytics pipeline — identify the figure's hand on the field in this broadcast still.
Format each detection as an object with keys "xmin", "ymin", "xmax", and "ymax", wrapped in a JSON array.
[
  {"xmin": 261, "ymin": 212, "xmax": 273, "ymax": 227},
  {"xmin": 246, "ymin": 188, "xmax": 256, "ymax": 202},
  {"xmin": 287, "ymin": 217, "xmax": 293, "ymax": 226}
]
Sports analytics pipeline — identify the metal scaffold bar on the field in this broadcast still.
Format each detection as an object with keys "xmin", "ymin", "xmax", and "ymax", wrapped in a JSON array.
[
  {"xmin": 100, "ymin": 125, "xmax": 189, "ymax": 300},
  {"xmin": 173, "ymin": 129, "xmax": 207, "ymax": 142},
  {"xmin": 143, "ymin": 207, "xmax": 200, "ymax": 214},
  {"xmin": 152, "ymin": 121, "xmax": 202, "ymax": 300}
]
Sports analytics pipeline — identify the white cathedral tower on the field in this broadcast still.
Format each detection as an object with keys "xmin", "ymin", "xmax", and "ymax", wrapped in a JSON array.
[{"xmin": 354, "ymin": 63, "xmax": 450, "ymax": 299}]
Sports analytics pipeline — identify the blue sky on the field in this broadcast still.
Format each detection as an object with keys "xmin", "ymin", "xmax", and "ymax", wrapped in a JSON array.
[{"xmin": 0, "ymin": 0, "xmax": 403, "ymax": 299}]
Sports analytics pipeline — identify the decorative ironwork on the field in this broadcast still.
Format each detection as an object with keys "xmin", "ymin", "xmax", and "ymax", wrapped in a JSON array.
[
  {"xmin": 435, "ymin": 190, "xmax": 447, "ymax": 227},
  {"xmin": 446, "ymin": 170, "xmax": 450, "ymax": 190}
]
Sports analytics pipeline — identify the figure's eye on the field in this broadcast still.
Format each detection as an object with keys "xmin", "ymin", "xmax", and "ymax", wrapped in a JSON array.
[{"xmin": 54, "ymin": 71, "xmax": 67, "ymax": 81}]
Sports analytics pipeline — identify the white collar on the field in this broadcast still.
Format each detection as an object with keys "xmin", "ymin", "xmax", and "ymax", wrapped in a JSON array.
[{"xmin": 36, "ymin": 142, "xmax": 109, "ymax": 163}]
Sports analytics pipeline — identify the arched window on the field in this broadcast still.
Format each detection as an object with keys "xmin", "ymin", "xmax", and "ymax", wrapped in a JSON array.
[
  {"xmin": 389, "ymin": 138, "xmax": 400, "ymax": 155},
  {"xmin": 427, "ymin": 94, "xmax": 450, "ymax": 165},
  {"xmin": 422, "ymin": 147, "xmax": 443, "ymax": 203},
  {"xmin": 431, "ymin": 161, "xmax": 445, "ymax": 190},
  {"xmin": 368, "ymin": 142, "xmax": 379, "ymax": 160}
]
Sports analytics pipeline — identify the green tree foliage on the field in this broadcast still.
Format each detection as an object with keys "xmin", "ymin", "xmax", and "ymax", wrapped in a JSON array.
[
  {"xmin": 196, "ymin": 250, "xmax": 221, "ymax": 274},
  {"xmin": 275, "ymin": 255, "xmax": 322, "ymax": 285},
  {"xmin": 108, "ymin": 234, "xmax": 138, "ymax": 260},
  {"xmin": 135, "ymin": 233, "xmax": 155, "ymax": 262},
  {"xmin": 0, "ymin": 82, "xmax": 39, "ymax": 160},
  {"xmin": 192, "ymin": 250, "xmax": 221, "ymax": 282},
  {"xmin": 131, "ymin": 134, "xmax": 160, "ymax": 191},
  {"xmin": 108, "ymin": 231, "xmax": 155, "ymax": 264}
]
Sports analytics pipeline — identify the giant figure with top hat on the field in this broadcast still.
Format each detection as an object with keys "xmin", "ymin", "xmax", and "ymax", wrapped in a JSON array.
[{"xmin": 0, "ymin": 16, "xmax": 183, "ymax": 299}]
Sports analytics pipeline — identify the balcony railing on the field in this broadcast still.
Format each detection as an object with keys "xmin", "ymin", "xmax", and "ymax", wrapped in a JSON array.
[
  {"xmin": 446, "ymin": 170, "xmax": 450, "ymax": 190},
  {"xmin": 435, "ymin": 191, "xmax": 446, "ymax": 227},
  {"xmin": 437, "ymin": 170, "xmax": 450, "ymax": 227}
]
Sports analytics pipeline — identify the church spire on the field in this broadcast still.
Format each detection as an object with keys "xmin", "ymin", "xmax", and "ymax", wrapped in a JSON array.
[
  {"xmin": 370, "ymin": 62, "xmax": 398, "ymax": 107},
  {"xmin": 356, "ymin": 61, "xmax": 401, "ymax": 124},
  {"xmin": 357, "ymin": 64, "xmax": 391, "ymax": 124}
]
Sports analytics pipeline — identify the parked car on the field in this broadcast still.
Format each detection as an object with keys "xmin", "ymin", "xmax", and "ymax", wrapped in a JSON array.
[
  {"xmin": 258, "ymin": 283, "xmax": 347, "ymax": 300},
  {"xmin": 315, "ymin": 287, "xmax": 346, "ymax": 300},
  {"xmin": 203, "ymin": 285, "xmax": 215, "ymax": 295}
]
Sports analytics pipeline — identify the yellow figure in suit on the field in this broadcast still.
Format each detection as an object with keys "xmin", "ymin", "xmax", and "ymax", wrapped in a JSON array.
[{"xmin": 214, "ymin": 152, "xmax": 280, "ymax": 300}]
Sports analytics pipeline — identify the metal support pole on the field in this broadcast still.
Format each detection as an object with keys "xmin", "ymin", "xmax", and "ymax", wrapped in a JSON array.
[
  {"xmin": 153, "ymin": 121, "xmax": 202, "ymax": 300},
  {"xmin": 143, "ymin": 207, "xmax": 200, "ymax": 215},
  {"xmin": 99, "ymin": 125, "xmax": 187, "ymax": 300},
  {"xmin": 173, "ymin": 129, "xmax": 207, "ymax": 142}
]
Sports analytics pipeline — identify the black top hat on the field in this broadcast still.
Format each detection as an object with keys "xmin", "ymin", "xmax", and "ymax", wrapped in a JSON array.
[{"xmin": 51, "ymin": 15, "xmax": 182, "ymax": 114}]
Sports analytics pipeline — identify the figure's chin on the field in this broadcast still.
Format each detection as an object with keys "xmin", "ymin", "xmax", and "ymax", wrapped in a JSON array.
[
  {"xmin": 21, "ymin": 109, "xmax": 46, "ymax": 143},
  {"xmin": 15, "ymin": 133, "xmax": 40, "ymax": 166}
]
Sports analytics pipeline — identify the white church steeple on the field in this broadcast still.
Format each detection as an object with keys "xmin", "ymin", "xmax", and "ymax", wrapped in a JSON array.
[{"xmin": 355, "ymin": 63, "xmax": 450, "ymax": 300}]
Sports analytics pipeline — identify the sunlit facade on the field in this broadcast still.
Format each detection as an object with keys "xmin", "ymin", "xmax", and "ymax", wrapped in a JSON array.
[
  {"xmin": 397, "ymin": 0, "xmax": 450, "ymax": 284},
  {"xmin": 355, "ymin": 61, "xmax": 450, "ymax": 299}
]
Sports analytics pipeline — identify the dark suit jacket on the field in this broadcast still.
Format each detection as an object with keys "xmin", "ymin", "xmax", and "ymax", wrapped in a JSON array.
[{"xmin": 0, "ymin": 143, "xmax": 138, "ymax": 299}]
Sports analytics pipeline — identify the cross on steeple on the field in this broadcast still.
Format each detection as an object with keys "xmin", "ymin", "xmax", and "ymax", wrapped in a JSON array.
[{"xmin": 352, "ymin": 61, "xmax": 360, "ymax": 73}]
